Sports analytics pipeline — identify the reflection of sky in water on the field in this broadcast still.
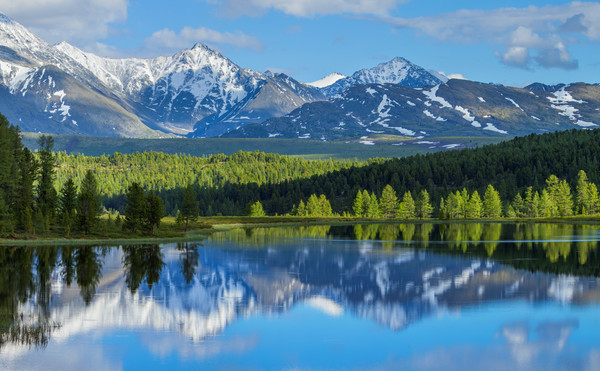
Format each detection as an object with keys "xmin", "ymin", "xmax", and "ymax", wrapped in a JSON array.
[{"xmin": 2, "ymin": 223, "xmax": 600, "ymax": 370}]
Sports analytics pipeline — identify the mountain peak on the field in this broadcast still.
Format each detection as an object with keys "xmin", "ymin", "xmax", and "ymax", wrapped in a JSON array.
[{"xmin": 319, "ymin": 56, "xmax": 442, "ymax": 97}]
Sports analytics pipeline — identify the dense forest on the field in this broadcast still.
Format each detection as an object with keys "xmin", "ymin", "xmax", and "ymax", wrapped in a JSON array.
[{"xmin": 148, "ymin": 128, "xmax": 600, "ymax": 216}]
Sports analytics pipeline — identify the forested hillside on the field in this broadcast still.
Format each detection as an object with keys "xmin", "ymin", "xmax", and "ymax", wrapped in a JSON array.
[
  {"xmin": 55, "ymin": 151, "xmax": 369, "ymax": 198},
  {"xmin": 157, "ymin": 128, "xmax": 600, "ymax": 216}
]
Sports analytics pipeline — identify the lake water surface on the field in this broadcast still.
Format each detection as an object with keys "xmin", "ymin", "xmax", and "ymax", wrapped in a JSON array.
[{"xmin": 1, "ymin": 223, "xmax": 600, "ymax": 370}]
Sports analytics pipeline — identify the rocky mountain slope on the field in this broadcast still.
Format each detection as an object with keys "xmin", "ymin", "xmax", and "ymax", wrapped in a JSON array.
[
  {"xmin": 0, "ymin": 13, "xmax": 324, "ymax": 137},
  {"xmin": 225, "ymin": 79, "xmax": 600, "ymax": 140}
]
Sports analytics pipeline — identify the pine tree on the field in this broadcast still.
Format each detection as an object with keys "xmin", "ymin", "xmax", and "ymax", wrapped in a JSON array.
[
  {"xmin": 524, "ymin": 187, "xmax": 534, "ymax": 217},
  {"xmin": 539, "ymin": 190, "xmax": 552, "ymax": 217},
  {"xmin": 59, "ymin": 178, "xmax": 78, "ymax": 237},
  {"xmin": 531, "ymin": 191, "xmax": 541, "ymax": 217},
  {"xmin": 249, "ymin": 201, "xmax": 266, "ymax": 217},
  {"xmin": 352, "ymin": 190, "xmax": 364, "ymax": 217},
  {"xmin": 296, "ymin": 200, "xmax": 306, "ymax": 216},
  {"xmin": 379, "ymin": 185, "xmax": 398, "ymax": 218},
  {"xmin": 511, "ymin": 193, "xmax": 524, "ymax": 217},
  {"xmin": 145, "ymin": 190, "xmax": 164, "ymax": 234},
  {"xmin": 397, "ymin": 191, "xmax": 415, "ymax": 219},
  {"xmin": 318, "ymin": 194, "xmax": 333, "ymax": 216},
  {"xmin": 587, "ymin": 183, "xmax": 600, "ymax": 215},
  {"xmin": 576, "ymin": 170, "xmax": 590, "ymax": 214},
  {"xmin": 36, "ymin": 135, "xmax": 57, "ymax": 220},
  {"xmin": 466, "ymin": 190, "xmax": 482, "ymax": 219},
  {"xmin": 365, "ymin": 192, "xmax": 380, "ymax": 218},
  {"xmin": 124, "ymin": 182, "xmax": 146, "ymax": 233},
  {"xmin": 76, "ymin": 170, "xmax": 101, "ymax": 234},
  {"xmin": 415, "ymin": 190, "xmax": 433, "ymax": 219},
  {"xmin": 555, "ymin": 179, "xmax": 573, "ymax": 216},
  {"xmin": 181, "ymin": 185, "xmax": 199, "ymax": 232},
  {"xmin": 16, "ymin": 148, "xmax": 37, "ymax": 233},
  {"xmin": 483, "ymin": 184, "xmax": 502, "ymax": 218}
]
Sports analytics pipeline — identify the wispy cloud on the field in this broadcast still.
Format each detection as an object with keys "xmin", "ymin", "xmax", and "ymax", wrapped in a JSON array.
[
  {"xmin": 209, "ymin": 0, "xmax": 408, "ymax": 18},
  {"xmin": 143, "ymin": 27, "xmax": 264, "ymax": 55},
  {"xmin": 378, "ymin": 2, "xmax": 600, "ymax": 70},
  {"xmin": 0, "ymin": 0, "xmax": 127, "ymax": 48}
]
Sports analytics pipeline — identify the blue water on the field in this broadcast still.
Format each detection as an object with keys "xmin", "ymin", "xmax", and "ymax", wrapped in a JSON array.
[{"xmin": 1, "ymin": 223, "xmax": 600, "ymax": 370}]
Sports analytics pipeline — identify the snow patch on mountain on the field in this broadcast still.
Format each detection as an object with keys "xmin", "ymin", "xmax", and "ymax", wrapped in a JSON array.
[{"xmin": 307, "ymin": 72, "xmax": 345, "ymax": 88}]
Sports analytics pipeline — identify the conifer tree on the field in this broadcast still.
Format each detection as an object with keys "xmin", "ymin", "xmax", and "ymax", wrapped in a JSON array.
[
  {"xmin": 145, "ymin": 190, "xmax": 164, "ymax": 234},
  {"xmin": 576, "ymin": 170, "xmax": 591, "ymax": 214},
  {"xmin": 36, "ymin": 135, "xmax": 57, "ymax": 220},
  {"xmin": 365, "ymin": 192, "xmax": 380, "ymax": 218},
  {"xmin": 466, "ymin": 190, "xmax": 482, "ymax": 219},
  {"xmin": 555, "ymin": 179, "xmax": 573, "ymax": 216},
  {"xmin": 587, "ymin": 183, "xmax": 600, "ymax": 215},
  {"xmin": 512, "ymin": 193, "xmax": 524, "ymax": 217},
  {"xmin": 318, "ymin": 194, "xmax": 333, "ymax": 216},
  {"xmin": 181, "ymin": 185, "xmax": 199, "ymax": 232},
  {"xmin": 306, "ymin": 194, "xmax": 320, "ymax": 216},
  {"xmin": 352, "ymin": 190, "xmax": 364, "ymax": 217},
  {"xmin": 16, "ymin": 148, "xmax": 37, "ymax": 233},
  {"xmin": 124, "ymin": 182, "xmax": 146, "ymax": 233},
  {"xmin": 415, "ymin": 190, "xmax": 433, "ymax": 219},
  {"xmin": 59, "ymin": 178, "xmax": 78, "ymax": 237},
  {"xmin": 296, "ymin": 200, "xmax": 306, "ymax": 216},
  {"xmin": 249, "ymin": 201, "xmax": 266, "ymax": 217},
  {"xmin": 77, "ymin": 170, "xmax": 101, "ymax": 234},
  {"xmin": 483, "ymin": 185, "xmax": 502, "ymax": 218},
  {"xmin": 379, "ymin": 185, "xmax": 398, "ymax": 218},
  {"xmin": 397, "ymin": 191, "xmax": 415, "ymax": 219}
]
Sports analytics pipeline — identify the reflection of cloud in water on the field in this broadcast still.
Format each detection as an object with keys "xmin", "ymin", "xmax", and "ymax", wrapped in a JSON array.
[
  {"xmin": 382, "ymin": 320, "xmax": 584, "ymax": 371},
  {"xmin": 141, "ymin": 333, "xmax": 260, "ymax": 360},
  {"xmin": 306, "ymin": 296, "xmax": 343, "ymax": 317}
]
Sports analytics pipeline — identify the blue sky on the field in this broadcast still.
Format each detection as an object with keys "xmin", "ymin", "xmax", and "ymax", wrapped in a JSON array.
[{"xmin": 1, "ymin": 0, "xmax": 599, "ymax": 86}]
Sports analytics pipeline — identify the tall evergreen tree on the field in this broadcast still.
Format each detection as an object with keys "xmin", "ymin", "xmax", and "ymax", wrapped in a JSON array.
[
  {"xmin": 145, "ymin": 190, "xmax": 164, "ymax": 234},
  {"xmin": 379, "ymin": 185, "xmax": 398, "ymax": 218},
  {"xmin": 483, "ymin": 185, "xmax": 502, "ymax": 218},
  {"xmin": 36, "ymin": 135, "xmax": 57, "ymax": 220},
  {"xmin": 76, "ymin": 170, "xmax": 101, "ymax": 234},
  {"xmin": 180, "ymin": 185, "xmax": 199, "ymax": 232},
  {"xmin": 466, "ymin": 190, "xmax": 483, "ymax": 219},
  {"xmin": 16, "ymin": 148, "xmax": 37, "ymax": 233},
  {"xmin": 415, "ymin": 190, "xmax": 433, "ymax": 219},
  {"xmin": 576, "ymin": 170, "xmax": 591, "ymax": 214},
  {"xmin": 249, "ymin": 201, "xmax": 266, "ymax": 217},
  {"xmin": 58, "ymin": 178, "xmax": 78, "ymax": 237},
  {"xmin": 352, "ymin": 190, "xmax": 364, "ymax": 217},
  {"xmin": 397, "ymin": 191, "xmax": 415, "ymax": 219},
  {"xmin": 124, "ymin": 183, "xmax": 146, "ymax": 233}
]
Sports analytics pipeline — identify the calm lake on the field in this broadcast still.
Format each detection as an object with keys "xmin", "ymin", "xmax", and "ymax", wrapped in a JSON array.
[{"xmin": 2, "ymin": 223, "xmax": 600, "ymax": 370}]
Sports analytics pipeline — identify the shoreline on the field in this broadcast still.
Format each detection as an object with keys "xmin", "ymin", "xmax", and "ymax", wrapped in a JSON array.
[{"xmin": 2, "ymin": 215, "xmax": 600, "ymax": 246}]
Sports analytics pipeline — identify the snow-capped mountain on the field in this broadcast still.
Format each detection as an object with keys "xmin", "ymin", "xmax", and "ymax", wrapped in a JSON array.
[
  {"xmin": 225, "ymin": 79, "xmax": 600, "ymax": 140},
  {"xmin": 307, "ymin": 72, "xmax": 346, "ymax": 88},
  {"xmin": 0, "ymin": 13, "xmax": 324, "ymax": 137},
  {"xmin": 320, "ymin": 57, "xmax": 443, "ymax": 97}
]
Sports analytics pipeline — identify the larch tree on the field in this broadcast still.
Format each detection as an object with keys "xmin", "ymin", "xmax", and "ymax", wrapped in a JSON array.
[
  {"xmin": 379, "ymin": 185, "xmax": 398, "ymax": 218},
  {"xmin": 483, "ymin": 185, "xmax": 502, "ymax": 218}
]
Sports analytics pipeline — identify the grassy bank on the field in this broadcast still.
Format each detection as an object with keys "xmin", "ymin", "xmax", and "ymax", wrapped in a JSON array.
[{"xmin": 4, "ymin": 214, "xmax": 600, "ymax": 246}]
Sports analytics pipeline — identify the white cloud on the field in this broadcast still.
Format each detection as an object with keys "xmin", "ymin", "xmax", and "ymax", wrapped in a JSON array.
[
  {"xmin": 0, "ymin": 0, "xmax": 127, "ymax": 47},
  {"xmin": 210, "ymin": 0, "xmax": 408, "ymax": 18},
  {"xmin": 380, "ymin": 2, "xmax": 600, "ymax": 70},
  {"xmin": 143, "ymin": 27, "xmax": 264, "ymax": 55}
]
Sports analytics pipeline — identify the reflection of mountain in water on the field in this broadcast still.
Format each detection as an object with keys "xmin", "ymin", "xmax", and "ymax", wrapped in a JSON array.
[{"xmin": 2, "ymin": 222, "xmax": 600, "ymax": 352}]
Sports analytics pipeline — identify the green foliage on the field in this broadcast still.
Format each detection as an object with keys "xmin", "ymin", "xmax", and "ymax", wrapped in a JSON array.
[
  {"xmin": 181, "ymin": 185, "xmax": 199, "ymax": 232},
  {"xmin": 249, "ymin": 201, "xmax": 266, "ymax": 217},
  {"xmin": 397, "ymin": 191, "xmax": 415, "ymax": 219},
  {"xmin": 76, "ymin": 170, "xmax": 102, "ymax": 234},
  {"xmin": 379, "ymin": 185, "xmax": 398, "ymax": 218},
  {"xmin": 36, "ymin": 135, "xmax": 57, "ymax": 219},
  {"xmin": 124, "ymin": 183, "xmax": 146, "ymax": 233},
  {"xmin": 352, "ymin": 191, "xmax": 364, "ymax": 217},
  {"xmin": 483, "ymin": 185, "xmax": 502, "ymax": 218},
  {"xmin": 415, "ymin": 190, "xmax": 433, "ymax": 219}
]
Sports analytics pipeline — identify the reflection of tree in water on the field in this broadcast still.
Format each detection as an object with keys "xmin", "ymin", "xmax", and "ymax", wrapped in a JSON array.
[
  {"xmin": 122, "ymin": 245, "xmax": 165, "ymax": 293},
  {"xmin": 75, "ymin": 246, "xmax": 104, "ymax": 305},
  {"xmin": 178, "ymin": 242, "xmax": 200, "ymax": 284}
]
